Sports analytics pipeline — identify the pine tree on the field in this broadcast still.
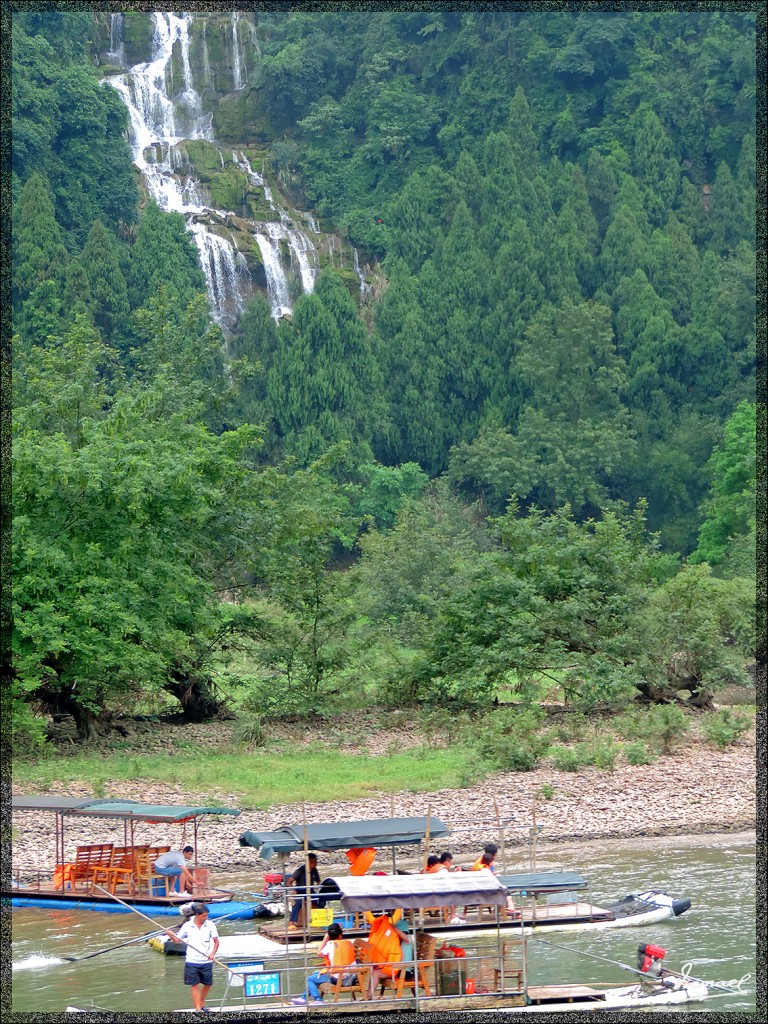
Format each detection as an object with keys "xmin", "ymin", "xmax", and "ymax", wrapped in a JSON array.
[
  {"xmin": 12, "ymin": 172, "xmax": 68, "ymax": 311},
  {"xmin": 709, "ymin": 161, "xmax": 742, "ymax": 254},
  {"xmin": 78, "ymin": 220, "xmax": 130, "ymax": 348}
]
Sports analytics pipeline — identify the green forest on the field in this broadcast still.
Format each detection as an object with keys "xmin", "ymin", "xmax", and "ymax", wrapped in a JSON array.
[{"xmin": 9, "ymin": 10, "xmax": 758, "ymax": 751}]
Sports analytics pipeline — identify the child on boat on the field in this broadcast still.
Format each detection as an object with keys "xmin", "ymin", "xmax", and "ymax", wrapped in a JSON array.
[{"xmin": 290, "ymin": 923, "xmax": 357, "ymax": 1005}]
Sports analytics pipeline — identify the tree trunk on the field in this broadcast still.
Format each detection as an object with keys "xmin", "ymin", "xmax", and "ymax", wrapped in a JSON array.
[{"xmin": 164, "ymin": 670, "xmax": 227, "ymax": 722}]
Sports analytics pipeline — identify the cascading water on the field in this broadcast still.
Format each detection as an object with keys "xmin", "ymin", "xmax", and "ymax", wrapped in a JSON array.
[
  {"xmin": 109, "ymin": 12, "xmax": 248, "ymax": 327},
  {"xmin": 106, "ymin": 11, "xmax": 363, "ymax": 327}
]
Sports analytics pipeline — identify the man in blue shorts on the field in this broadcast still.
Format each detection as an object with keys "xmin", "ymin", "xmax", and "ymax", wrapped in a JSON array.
[
  {"xmin": 153, "ymin": 845, "xmax": 196, "ymax": 894},
  {"xmin": 166, "ymin": 903, "xmax": 220, "ymax": 1011}
]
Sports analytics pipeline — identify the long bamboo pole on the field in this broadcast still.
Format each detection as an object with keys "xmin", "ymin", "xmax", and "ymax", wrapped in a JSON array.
[{"xmin": 91, "ymin": 885, "xmax": 235, "ymax": 973}]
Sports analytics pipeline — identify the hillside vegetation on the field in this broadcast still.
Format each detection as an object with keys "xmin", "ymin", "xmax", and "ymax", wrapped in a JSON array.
[{"xmin": 9, "ymin": 10, "xmax": 757, "ymax": 750}]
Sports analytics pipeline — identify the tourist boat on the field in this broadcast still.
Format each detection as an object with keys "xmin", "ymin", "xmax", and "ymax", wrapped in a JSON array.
[
  {"xmin": 65, "ymin": 873, "xmax": 711, "ymax": 1014},
  {"xmin": 7, "ymin": 796, "xmax": 257, "ymax": 919},
  {"xmin": 235, "ymin": 815, "xmax": 692, "ymax": 944}
]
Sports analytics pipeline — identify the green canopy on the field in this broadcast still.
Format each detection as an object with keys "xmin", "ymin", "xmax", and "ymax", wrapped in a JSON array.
[
  {"xmin": 239, "ymin": 816, "xmax": 450, "ymax": 860},
  {"xmin": 11, "ymin": 796, "xmax": 240, "ymax": 822}
]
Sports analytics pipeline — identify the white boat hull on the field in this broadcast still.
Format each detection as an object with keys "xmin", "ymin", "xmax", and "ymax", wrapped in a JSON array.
[{"xmin": 66, "ymin": 980, "xmax": 710, "ymax": 1014}]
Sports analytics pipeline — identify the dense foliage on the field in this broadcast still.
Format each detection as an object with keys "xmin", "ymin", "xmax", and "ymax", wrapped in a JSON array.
[{"xmin": 9, "ymin": 10, "xmax": 757, "ymax": 746}]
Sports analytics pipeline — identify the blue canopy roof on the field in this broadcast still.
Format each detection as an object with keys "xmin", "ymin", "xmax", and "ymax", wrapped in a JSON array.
[{"xmin": 240, "ymin": 816, "xmax": 450, "ymax": 860}]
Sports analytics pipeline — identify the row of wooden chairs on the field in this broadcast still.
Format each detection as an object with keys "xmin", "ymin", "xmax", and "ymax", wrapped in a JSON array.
[
  {"xmin": 320, "ymin": 933, "xmax": 436, "ymax": 1001},
  {"xmin": 65, "ymin": 844, "xmax": 173, "ymax": 896}
]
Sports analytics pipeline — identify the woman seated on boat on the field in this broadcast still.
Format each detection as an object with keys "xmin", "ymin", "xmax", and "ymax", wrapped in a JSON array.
[
  {"xmin": 153, "ymin": 846, "xmax": 196, "ymax": 895},
  {"xmin": 290, "ymin": 923, "xmax": 357, "ymax": 1005},
  {"xmin": 470, "ymin": 846, "xmax": 517, "ymax": 918},
  {"xmin": 364, "ymin": 910, "xmax": 410, "ymax": 994}
]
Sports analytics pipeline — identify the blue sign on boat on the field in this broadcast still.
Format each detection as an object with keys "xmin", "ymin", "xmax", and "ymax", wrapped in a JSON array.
[{"xmin": 244, "ymin": 972, "xmax": 281, "ymax": 997}]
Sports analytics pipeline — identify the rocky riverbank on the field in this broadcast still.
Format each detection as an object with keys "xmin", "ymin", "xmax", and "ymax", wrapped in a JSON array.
[{"xmin": 11, "ymin": 728, "xmax": 755, "ymax": 883}]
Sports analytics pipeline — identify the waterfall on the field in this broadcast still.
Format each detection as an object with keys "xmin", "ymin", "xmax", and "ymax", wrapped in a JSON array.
[
  {"xmin": 232, "ymin": 13, "xmax": 243, "ymax": 91},
  {"xmin": 254, "ymin": 230, "xmax": 292, "ymax": 318},
  {"xmin": 107, "ymin": 14, "xmax": 125, "ymax": 66},
  {"xmin": 106, "ymin": 11, "xmax": 360, "ymax": 329},
  {"xmin": 108, "ymin": 13, "xmax": 246, "ymax": 327}
]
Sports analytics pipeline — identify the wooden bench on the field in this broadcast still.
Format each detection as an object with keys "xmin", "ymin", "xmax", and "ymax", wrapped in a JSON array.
[{"xmin": 71, "ymin": 845, "xmax": 114, "ymax": 893}]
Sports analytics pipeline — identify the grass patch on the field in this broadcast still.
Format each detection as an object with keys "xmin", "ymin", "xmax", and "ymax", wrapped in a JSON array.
[{"xmin": 13, "ymin": 745, "xmax": 478, "ymax": 808}]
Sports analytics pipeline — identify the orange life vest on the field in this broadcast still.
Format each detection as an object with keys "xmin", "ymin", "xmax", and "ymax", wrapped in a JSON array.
[
  {"xmin": 346, "ymin": 847, "xmax": 377, "ymax": 876},
  {"xmin": 364, "ymin": 910, "xmax": 402, "ymax": 970},
  {"xmin": 319, "ymin": 938, "xmax": 356, "ymax": 974}
]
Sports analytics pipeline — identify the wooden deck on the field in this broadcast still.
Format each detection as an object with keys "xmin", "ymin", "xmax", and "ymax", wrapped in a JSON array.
[
  {"xmin": 7, "ymin": 882, "xmax": 225, "ymax": 905},
  {"xmin": 526, "ymin": 985, "xmax": 607, "ymax": 1004}
]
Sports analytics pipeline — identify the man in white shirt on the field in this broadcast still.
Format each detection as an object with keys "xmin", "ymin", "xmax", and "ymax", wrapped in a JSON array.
[{"xmin": 165, "ymin": 903, "xmax": 220, "ymax": 1011}]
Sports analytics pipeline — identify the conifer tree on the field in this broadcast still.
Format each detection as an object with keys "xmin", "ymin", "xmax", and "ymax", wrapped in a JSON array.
[
  {"xmin": 12, "ymin": 172, "xmax": 68, "ymax": 312},
  {"xmin": 709, "ymin": 161, "xmax": 742, "ymax": 254},
  {"xmin": 78, "ymin": 220, "xmax": 130, "ymax": 349}
]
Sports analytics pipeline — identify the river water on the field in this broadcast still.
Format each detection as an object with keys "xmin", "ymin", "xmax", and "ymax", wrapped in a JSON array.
[{"xmin": 10, "ymin": 833, "xmax": 757, "ymax": 1014}]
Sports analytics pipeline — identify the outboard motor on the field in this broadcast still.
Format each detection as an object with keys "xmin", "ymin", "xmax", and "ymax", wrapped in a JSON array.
[{"xmin": 637, "ymin": 943, "xmax": 666, "ymax": 978}]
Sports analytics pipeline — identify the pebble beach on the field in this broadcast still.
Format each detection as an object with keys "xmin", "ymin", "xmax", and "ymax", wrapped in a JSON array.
[{"xmin": 11, "ymin": 728, "xmax": 756, "ymax": 884}]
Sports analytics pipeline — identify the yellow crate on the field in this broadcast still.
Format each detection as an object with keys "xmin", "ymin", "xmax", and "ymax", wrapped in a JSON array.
[{"xmin": 310, "ymin": 907, "xmax": 334, "ymax": 928}]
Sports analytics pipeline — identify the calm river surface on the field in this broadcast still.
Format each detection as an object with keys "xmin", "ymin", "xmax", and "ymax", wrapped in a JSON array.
[{"xmin": 11, "ymin": 832, "xmax": 757, "ymax": 1014}]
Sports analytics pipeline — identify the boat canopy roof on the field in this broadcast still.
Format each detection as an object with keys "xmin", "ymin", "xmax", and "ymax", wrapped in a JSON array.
[
  {"xmin": 325, "ymin": 871, "xmax": 508, "ymax": 911},
  {"xmin": 239, "ymin": 816, "xmax": 449, "ymax": 860},
  {"xmin": 11, "ymin": 796, "xmax": 240, "ymax": 822},
  {"xmin": 498, "ymin": 871, "xmax": 587, "ymax": 894}
]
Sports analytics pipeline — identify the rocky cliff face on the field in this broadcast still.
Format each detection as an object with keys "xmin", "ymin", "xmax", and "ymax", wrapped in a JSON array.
[{"xmin": 95, "ymin": 11, "xmax": 374, "ymax": 331}]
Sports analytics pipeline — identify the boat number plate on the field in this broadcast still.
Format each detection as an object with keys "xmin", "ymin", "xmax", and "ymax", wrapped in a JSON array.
[{"xmin": 244, "ymin": 972, "xmax": 281, "ymax": 997}]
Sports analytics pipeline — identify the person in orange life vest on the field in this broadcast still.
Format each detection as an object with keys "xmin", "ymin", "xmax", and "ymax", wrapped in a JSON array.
[
  {"xmin": 424, "ymin": 854, "xmax": 443, "ymax": 873},
  {"xmin": 471, "ymin": 845, "xmax": 516, "ymax": 916},
  {"xmin": 364, "ymin": 909, "xmax": 405, "ymax": 977},
  {"xmin": 346, "ymin": 847, "xmax": 377, "ymax": 876},
  {"xmin": 291, "ymin": 923, "xmax": 357, "ymax": 1004},
  {"xmin": 470, "ymin": 843, "xmax": 498, "ymax": 871},
  {"xmin": 366, "ymin": 915, "xmax": 412, "ymax": 995}
]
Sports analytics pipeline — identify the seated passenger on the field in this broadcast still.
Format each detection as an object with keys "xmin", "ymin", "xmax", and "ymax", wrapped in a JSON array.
[{"xmin": 291, "ymin": 923, "xmax": 357, "ymax": 1005}]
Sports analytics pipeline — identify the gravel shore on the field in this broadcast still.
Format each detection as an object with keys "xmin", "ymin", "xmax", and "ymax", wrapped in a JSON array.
[{"xmin": 11, "ymin": 730, "xmax": 755, "ymax": 883}]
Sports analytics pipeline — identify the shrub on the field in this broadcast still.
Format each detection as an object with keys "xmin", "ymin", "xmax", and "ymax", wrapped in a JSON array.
[
  {"xmin": 580, "ymin": 737, "xmax": 620, "ymax": 772},
  {"xmin": 233, "ymin": 714, "xmax": 267, "ymax": 747},
  {"xmin": 550, "ymin": 745, "xmax": 586, "ymax": 772},
  {"xmin": 701, "ymin": 708, "xmax": 752, "ymax": 749},
  {"xmin": 552, "ymin": 712, "xmax": 589, "ymax": 743},
  {"xmin": 614, "ymin": 704, "xmax": 691, "ymax": 754},
  {"xmin": 623, "ymin": 741, "xmax": 656, "ymax": 765},
  {"xmin": 473, "ymin": 708, "xmax": 550, "ymax": 772},
  {"xmin": 537, "ymin": 783, "xmax": 555, "ymax": 800}
]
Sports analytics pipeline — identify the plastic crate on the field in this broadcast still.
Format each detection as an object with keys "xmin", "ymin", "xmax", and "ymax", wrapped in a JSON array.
[{"xmin": 333, "ymin": 913, "xmax": 356, "ymax": 929}]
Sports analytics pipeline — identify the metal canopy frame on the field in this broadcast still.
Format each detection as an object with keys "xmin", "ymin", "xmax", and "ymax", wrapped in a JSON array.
[{"xmin": 11, "ymin": 796, "xmax": 240, "ymax": 871}]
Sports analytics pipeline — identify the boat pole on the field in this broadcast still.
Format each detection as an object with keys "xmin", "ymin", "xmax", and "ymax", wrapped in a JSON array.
[
  {"xmin": 62, "ymin": 903, "xmax": 255, "ymax": 962},
  {"xmin": 533, "ymin": 937, "xmax": 739, "ymax": 994},
  {"xmin": 91, "ymin": 885, "xmax": 236, "ymax": 974}
]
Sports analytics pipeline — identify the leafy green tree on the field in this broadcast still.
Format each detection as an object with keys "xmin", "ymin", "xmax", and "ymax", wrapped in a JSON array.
[
  {"xmin": 406, "ymin": 502, "xmax": 674, "ymax": 709},
  {"xmin": 709, "ymin": 161, "xmax": 743, "ymax": 254},
  {"xmin": 250, "ymin": 454, "xmax": 360, "ymax": 709},
  {"xmin": 12, "ymin": 316, "xmax": 266, "ymax": 737},
  {"xmin": 126, "ymin": 202, "xmax": 206, "ymax": 311},
  {"xmin": 691, "ymin": 401, "xmax": 756, "ymax": 575},
  {"xmin": 632, "ymin": 563, "xmax": 755, "ymax": 706},
  {"xmin": 631, "ymin": 108, "xmax": 680, "ymax": 226},
  {"xmin": 449, "ymin": 302, "xmax": 635, "ymax": 519}
]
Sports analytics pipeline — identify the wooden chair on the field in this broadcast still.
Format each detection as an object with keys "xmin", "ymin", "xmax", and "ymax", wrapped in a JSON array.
[
  {"xmin": 132, "ymin": 846, "xmax": 174, "ymax": 897},
  {"xmin": 70, "ymin": 845, "xmax": 114, "ymax": 893},
  {"xmin": 376, "ymin": 931, "xmax": 436, "ymax": 999},
  {"xmin": 92, "ymin": 846, "xmax": 135, "ymax": 895},
  {"xmin": 321, "ymin": 963, "xmax": 371, "ymax": 1002},
  {"xmin": 492, "ymin": 942, "xmax": 524, "ymax": 993}
]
